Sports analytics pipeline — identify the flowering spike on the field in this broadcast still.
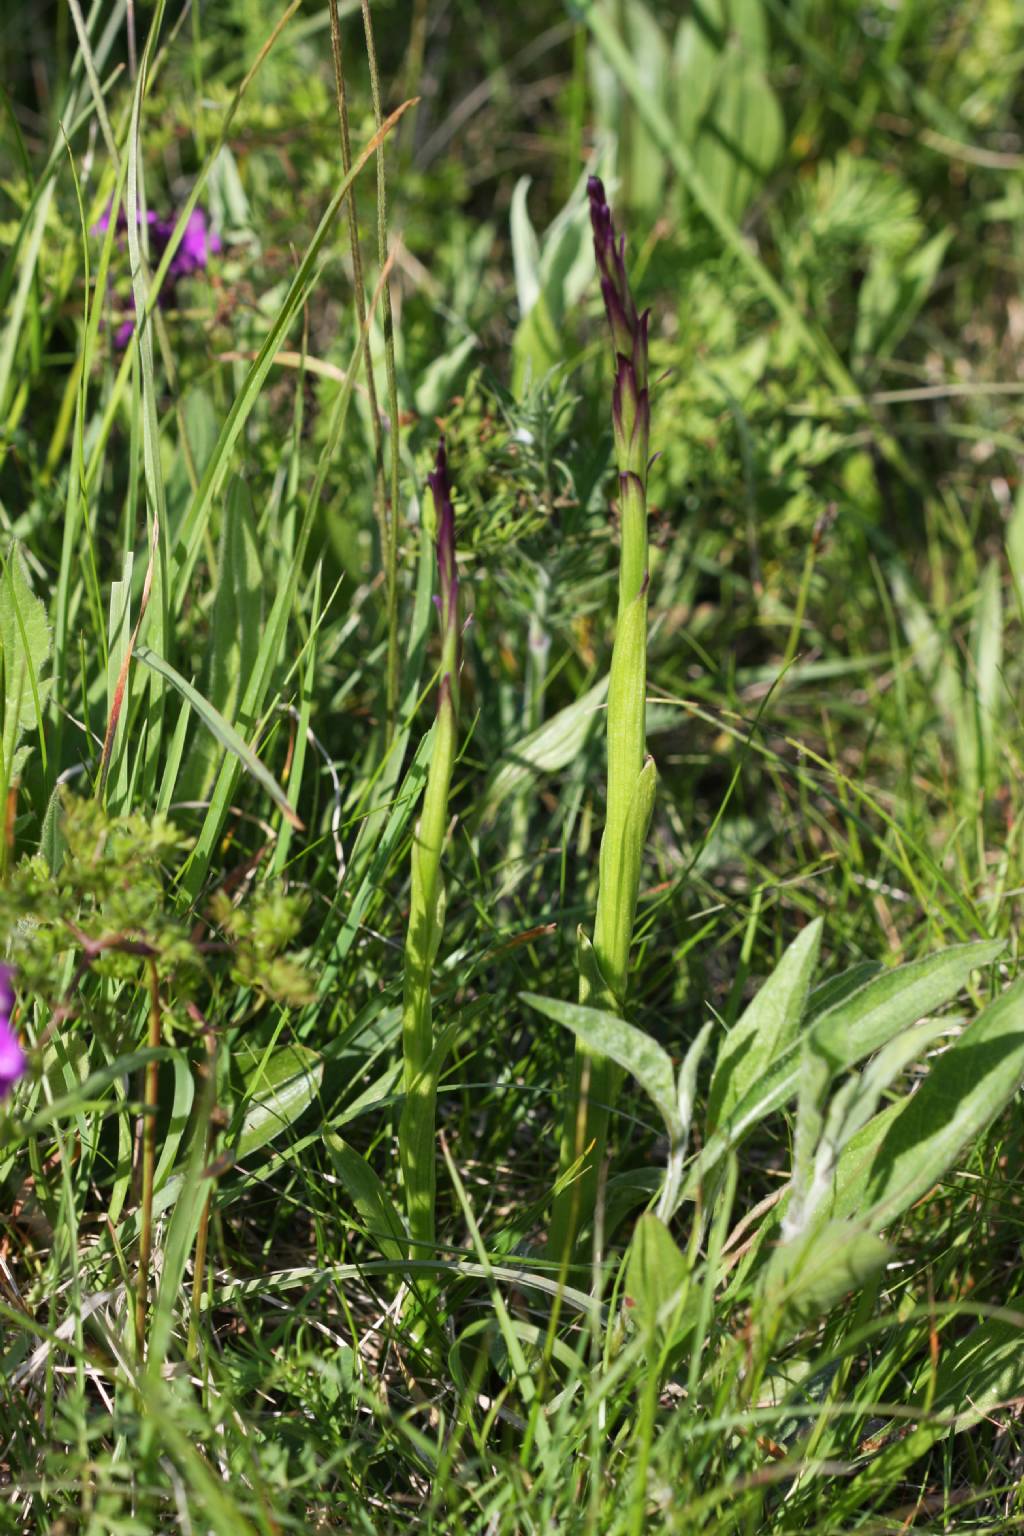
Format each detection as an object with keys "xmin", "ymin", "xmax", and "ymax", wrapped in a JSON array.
[
  {"xmin": 551, "ymin": 176, "xmax": 655, "ymax": 1264},
  {"xmin": 588, "ymin": 177, "xmax": 641, "ymax": 363},
  {"xmin": 427, "ymin": 436, "xmax": 458, "ymax": 661},
  {"xmin": 0, "ymin": 966, "xmax": 25, "ymax": 1099},
  {"xmin": 400, "ymin": 439, "xmax": 463, "ymax": 1255},
  {"xmin": 588, "ymin": 178, "xmax": 650, "ymax": 492}
]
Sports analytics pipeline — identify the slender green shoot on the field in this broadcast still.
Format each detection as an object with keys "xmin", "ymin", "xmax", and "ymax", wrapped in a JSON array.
[
  {"xmin": 399, "ymin": 438, "xmax": 460, "ymax": 1254},
  {"xmin": 550, "ymin": 176, "xmax": 655, "ymax": 1265}
]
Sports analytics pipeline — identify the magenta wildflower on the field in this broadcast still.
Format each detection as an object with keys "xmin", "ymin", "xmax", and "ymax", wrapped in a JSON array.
[
  {"xmin": 92, "ymin": 199, "xmax": 221, "ymax": 347},
  {"xmin": 166, "ymin": 208, "xmax": 221, "ymax": 279},
  {"xmin": 0, "ymin": 966, "xmax": 25, "ymax": 1099}
]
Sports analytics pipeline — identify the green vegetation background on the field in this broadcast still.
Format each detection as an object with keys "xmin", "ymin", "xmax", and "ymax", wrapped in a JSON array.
[{"xmin": 3, "ymin": 1, "xmax": 1024, "ymax": 1531}]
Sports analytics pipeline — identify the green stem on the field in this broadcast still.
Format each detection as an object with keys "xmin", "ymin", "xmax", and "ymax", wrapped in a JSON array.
[
  {"xmin": 400, "ymin": 682, "xmax": 456, "ymax": 1252},
  {"xmin": 550, "ymin": 487, "xmax": 651, "ymax": 1264},
  {"xmin": 400, "ymin": 443, "xmax": 459, "ymax": 1255},
  {"xmin": 187, "ymin": 1028, "xmax": 218, "ymax": 1360},
  {"xmin": 135, "ymin": 959, "xmax": 161, "ymax": 1360}
]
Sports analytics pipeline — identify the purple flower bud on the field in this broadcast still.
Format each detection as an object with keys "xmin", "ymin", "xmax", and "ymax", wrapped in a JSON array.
[
  {"xmin": 588, "ymin": 177, "xmax": 642, "ymax": 365},
  {"xmin": 589, "ymin": 177, "xmax": 651, "ymax": 495},
  {"xmin": 0, "ymin": 966, "xmax": 25, "ymax": 1099},
  {"xmin": 600, "ymin": 277, "xmax": 635, "ymax": 362}
]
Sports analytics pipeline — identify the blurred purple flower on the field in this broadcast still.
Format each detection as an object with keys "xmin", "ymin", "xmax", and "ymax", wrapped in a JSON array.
[
  {"xmin": 166, "ymin": 208, "xmax": 221, "ymax": 279},
  {"xmin": 92, "ymin": 200, "xmax": 220, "ymax": 347},
  {"xmin": 0, "ymin": 966, "xmax": 25, "ymax": 1099}
]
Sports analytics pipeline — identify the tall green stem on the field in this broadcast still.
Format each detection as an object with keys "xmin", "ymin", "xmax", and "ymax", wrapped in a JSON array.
[
  {"xmin": 136, "ymin": 958, "xmax": 161, "ymax": 1359},
  {"xmin": 400, "ymin": 440, "xmax": 459, "ymax": 1253},
  {"xmin": 549, "ymin": 178, "xmax": 654, "ymax": 1265}
]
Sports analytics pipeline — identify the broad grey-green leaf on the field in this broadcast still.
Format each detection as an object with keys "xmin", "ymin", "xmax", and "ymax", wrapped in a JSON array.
[
  {"xmin": 512, "ymin": 172, "xmax": 595, "ymax": 389},
  {"xmin": 536, "ymin": 172, "xmax": 597, "ymax": 320},
  {"xmin": 152, "ymin": 1052, "xmax": 196, "ymax": 1193},
  {"xmin": 890, "ymin": 566, "xmax": 964, "ymax": 728},
  {"xmin": 1007, "ymin": 479, "xmax": 1024, "ymax": 622},
  {"xmin": 681, "ymin": 27, "xmax": 783, "ymax": 223},
  {"xmin": 510, "ymin": 176, "xmax": 541, "ymax": 318},
  {"xmin": 685, "ymin": 939, "xmax": 1004, "ymax": 1197},
  {"xmin": 660, "ymin": 1019, "xmax": 714, "ymax": 1220},
  {"xmin": 854, "ymin": 229, "xmax": 951, "ymax": 363},
  {"xmin": 913, "ymin": 1318, "xmax": 1024, "ymax": 1432},
  {"xmin": 414, "ymin": 333, "xmax": 477, "ymax": 418},
  {"xmin": 837, "ymin": 1016, "xmax": 951, "ymax": 1151},
  {"xmin": 805, "ymin": 960, "xmax": 881, "ymax": 1022},
  {"xmin": 810, "ymin": 940, "xmax": 1004, "ymax": 1068},
  {"xmin": 857, "ymin": 974, "xmax": 1024, "ymax": 1229},
  {"xmin": 677, "ymin": 1019, "xmax": 714, "ymax": 1142},
  {"xmin": 708, "ymin": 917, "xmax": 822, "ymax": 1132},
  {"xmin": 761, "ymin": 1219, "xmax": 890, "ymax": 1325},
  {"xmin": 623, "ymin": 0, "xmax": 670, "ymax": 211},
  {"xmin": 234, "ymin": 1044, "xmax": 323, "ymax": 1162},
  {"xmin": 38, "ymin": 781, "xmax": 66, "ymax": 875},
  {"xmin": 808, "ymin": 1316, "xmax": 1024, "ymax": 1526},
  {"xmin": 970, "ymin": 557, "xmax": 1002, "ymax": 798},
  {"xmin": 625, "ymin": 1213, "xmax": 689, "ymax": 1338},
  {"xmin": 522, "ymin": 991, "xmax": 679, "ymax": 1140},
  {"xmin": 327, "ymin": 1136, "xmax": 408, "ymax": 1262}
]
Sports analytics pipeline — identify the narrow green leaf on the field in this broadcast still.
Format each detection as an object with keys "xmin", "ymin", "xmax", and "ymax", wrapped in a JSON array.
[
  {"xmin": 509, "ymin": 176, "xmax": 541, "ymax": 317},
  {"xmin": 211, "ymin": 475, "xmax": 262, "ymax": 727},
  {"xmin": 0, "ymin": 543, "xmax": 51, "ymax": 784},
  {"xmin": 170, "ymin": 98, "xmax": 415, "ymax": 611},
  {"xmin": 133, "ymin": 643, "xmax": 302, "ymax": 829},
  {"xmin": 970, "ymin": 558, "xmax": 1002, "ymax": 797},
  {"xmin": 890, "ymin": 566, "xmax": 964, "ymax": 729}
]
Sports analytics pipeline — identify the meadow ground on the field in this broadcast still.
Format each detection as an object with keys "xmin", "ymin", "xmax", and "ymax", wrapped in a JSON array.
[{"xmin": 3, "ymin": 2, "xmax": 1024, "ymax": 1531}]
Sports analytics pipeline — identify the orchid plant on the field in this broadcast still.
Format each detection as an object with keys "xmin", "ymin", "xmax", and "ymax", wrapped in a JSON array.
[
  {"xmin": 399, "ymin": 438, "xmax": 461, "ymax": 1256},
  {"xmin": 548, "ymin": 177, "xmax": 656, "ymax": 1263}
]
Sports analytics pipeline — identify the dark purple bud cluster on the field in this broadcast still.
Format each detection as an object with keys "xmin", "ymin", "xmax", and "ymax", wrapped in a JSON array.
[
  {"xmin": 93, "ymin": 204, "xmax": 221, "ymax": 348},
  {"xmin": 427, "ymin": 436, "xmax": 459, "ymax": 673},
  {"xmin": 587, "ymin": 176, "xmax": 650, "ymax": 487}
]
